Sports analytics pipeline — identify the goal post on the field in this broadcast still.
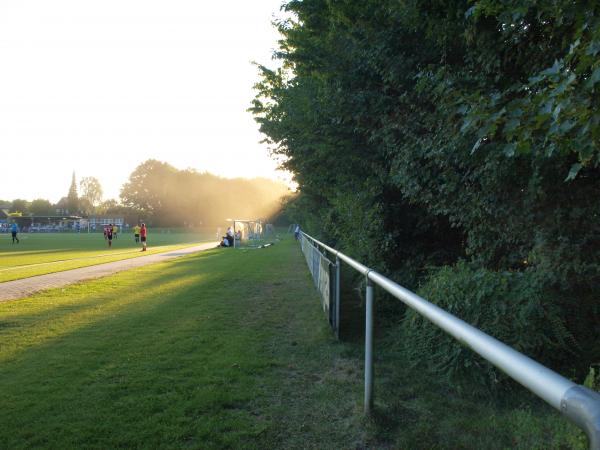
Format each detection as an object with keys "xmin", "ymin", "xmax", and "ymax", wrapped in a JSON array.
[{"xmin": 228, "ymin": 219, "xmax": 265, "ymax": 248}]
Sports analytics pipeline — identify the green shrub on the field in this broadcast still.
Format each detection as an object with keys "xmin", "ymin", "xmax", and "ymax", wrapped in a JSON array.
[{"xmin": 400, "ymin": 262, "xmax": 573, "ymax": 394}]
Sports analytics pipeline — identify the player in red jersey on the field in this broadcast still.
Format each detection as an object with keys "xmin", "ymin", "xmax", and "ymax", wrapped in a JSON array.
[{"xmin": 140, "ymin": 223, "xmax": 147, "ymax": 251}]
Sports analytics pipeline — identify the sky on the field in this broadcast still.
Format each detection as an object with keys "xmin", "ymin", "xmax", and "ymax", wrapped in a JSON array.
[{"xmin": 0, "ymin": 0, "xmax": 289, "ymax": 203}]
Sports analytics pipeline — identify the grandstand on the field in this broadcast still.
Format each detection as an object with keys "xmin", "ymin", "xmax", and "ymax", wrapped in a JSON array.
[{"xmin": 3, "ymin": 215, "xmax": 83, "ymax": 232}]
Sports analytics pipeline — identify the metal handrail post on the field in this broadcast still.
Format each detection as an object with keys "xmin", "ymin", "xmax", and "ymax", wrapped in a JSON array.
[
  {"xmin": 298, "ymin": 231, "xmax": 600, "ymax": 448},
  {"xmin": 335, "ymin": 256, "xmax": 341, "ymax": 339},
  {"xmin": 561, "ymin": 386, "xmax": 600, "ymax": 450},
  {"xmin": 365, "ymin": 278, "xmax": 374, "ymax": 414}
]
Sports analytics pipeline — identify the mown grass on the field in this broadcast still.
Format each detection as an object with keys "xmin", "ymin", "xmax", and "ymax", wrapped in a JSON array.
[
  {"xmin": 0, "ymin": 235, "xmax": 588, "ymax": 449},
  {"xmin": 0, "ymin": 230, "xmax": 216, "ymax": 282},
  {"xmin": 0, "ymin": 236, "xmax": 365, "ymax": 449},
  {"xmin": 364, "ymin": 344, "xmax": 586, "ymax": 449}
]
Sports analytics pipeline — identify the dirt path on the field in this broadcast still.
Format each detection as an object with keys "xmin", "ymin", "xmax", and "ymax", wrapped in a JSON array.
[{"xmin": 0, "ymin": 242, "xmax": 218, "ymax": 303}]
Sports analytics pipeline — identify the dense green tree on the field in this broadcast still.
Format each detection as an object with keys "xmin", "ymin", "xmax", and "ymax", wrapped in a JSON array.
[
  {"xmin": 252, "ymin": 0, "xmax": 464, "ymax": 282},
  {"xmin": 79, "ymin": 176, "xmax": 103, "ymax": 216},
  {"xmin": 120, "ymin": 159, "xmax": 288, "ymax": 227},
  {"xmin": 29, "ymin": 199, "xmax": 54, "ymax": 216},
  {"xmin": 10, "ymin": 199, "xmax": 29, "ymax": 215},
  {"xmin": 252, "ymin": 0, "xmax": 600, "ymax": 384},
  {"xmin": 98, "ymin": 199, "xmax": 119, "ymax": 213},
  {"xmin": 120, "ymin": 160, "xmax": 177, "ymax": 219}
]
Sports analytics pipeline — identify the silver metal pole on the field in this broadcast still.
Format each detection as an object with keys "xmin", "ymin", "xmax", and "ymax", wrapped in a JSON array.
[
  {"xmin": 301, "ymin": 231, "xmax": 600, "ymax": 447},
  {"xmin": 561, "ymin": 385, "xmax": 600, "ymax": 450},
  {"xmin": 335, "ymin": 256, "xmax": 341, "ymax": 340},
  {"xmin": 365, "ymin": 279, "xmax": 374, "ymax": 414},
  {"xmin": 233, "ymin": 222, "xmax": 237, "ymax": 248}
]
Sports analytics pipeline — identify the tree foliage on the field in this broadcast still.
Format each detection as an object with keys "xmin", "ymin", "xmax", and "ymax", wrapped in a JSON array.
[
  {"xmin": 401, "ymin": 262, "xmax": 574, "ymax": 393},
  {"xmin": 252, "ymin": 0, "xmax": 600, "ymax": 386},
  {"xmin": 120, "ymin": 159, "xmax": 288, "ymax": 227},
  {"xmin": 9, "ymin": 199, "xmax": 29, "ymax": 215},
  {"xmin": 67, "ymin": 172, "xmax": 79, "ymax": 214},
  {"xmin": 79, "ymin": 177, "xmax": 103, "ymax": 215},
  {"xmin": 29, "ymin": 199, "xmax": 54, "ymax": 216}
]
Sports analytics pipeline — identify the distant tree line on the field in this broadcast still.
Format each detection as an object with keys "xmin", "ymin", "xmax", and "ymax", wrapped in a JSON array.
[
  {"xmin": 252, "ymin": 0, "xmax": 600, "ymax": 391},
  {"xmin": 2, "ymin": 173, "xmax": 112, "ymax": 218},
  {"xmin": 120, "ymin": 160, "xmax": 288, "ymax": 226},
  {"xmin": 2, "ymin": 160, "xmax": 288, "ymax": 227}
]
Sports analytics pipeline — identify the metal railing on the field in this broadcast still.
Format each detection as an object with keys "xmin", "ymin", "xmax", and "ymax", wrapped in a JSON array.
[
  {"xmin": 300, "ymin": 231, "xmax": 600, "ymax": 450},
  {"xmin": 300, "ymin": 234, "xmax": 339, "ymax": 335}
]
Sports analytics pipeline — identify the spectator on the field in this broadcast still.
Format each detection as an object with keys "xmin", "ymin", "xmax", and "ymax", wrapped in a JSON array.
[
  {"xmin": 294, "ymin": 224, "xmax": 300, "ymax": 240},
  {"xmin": 226, "ymin": 227, "xmax": 234, "ymax": 247}
]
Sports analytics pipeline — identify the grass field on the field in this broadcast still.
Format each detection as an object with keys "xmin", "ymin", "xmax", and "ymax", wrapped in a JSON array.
[
  {"xmin": 0, "ymin": 236, "xmax": 366, "ymax": 449},
  {"xmin": 0, "ymin": 230, "xmax": 216, "ymax": 282},
  {"xmin": 0, "ymin": 235, "xmax": 587, "ymax": 449}
]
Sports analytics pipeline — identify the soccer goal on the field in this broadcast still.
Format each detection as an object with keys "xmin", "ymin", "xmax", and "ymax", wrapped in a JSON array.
[{"xmin": 229, "ymin": 219, "xmax": 264, "ymax": 248}]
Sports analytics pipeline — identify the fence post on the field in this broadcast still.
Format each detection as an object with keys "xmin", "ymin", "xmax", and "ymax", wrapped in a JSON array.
[
  {"xmin": 365, "ymin": 276, "xmax": 374, "ymax": 414},
  {"xmin": 561, "ymin": 385, "xmax": 600, "ymax": 450},
  {"xmin": 335, "ymin": 256, "xmax": 341, "ymax": 339}
]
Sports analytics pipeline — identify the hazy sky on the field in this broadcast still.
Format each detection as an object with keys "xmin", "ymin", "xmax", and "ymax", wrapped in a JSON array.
[{"xmin": 0, "ymin": 0, "xmax": 288, "ymax": 203}]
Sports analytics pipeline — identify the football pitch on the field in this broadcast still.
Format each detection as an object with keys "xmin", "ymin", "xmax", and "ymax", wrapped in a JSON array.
[{"xmin": 0, "ymin": 230, "xmax": 217, "ymax": 283}]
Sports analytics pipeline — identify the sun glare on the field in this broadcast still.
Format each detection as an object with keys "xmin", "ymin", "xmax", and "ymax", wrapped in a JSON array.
[{"xmin": 0, "ymin": 0, "xmax": 289, "ymax": 203}]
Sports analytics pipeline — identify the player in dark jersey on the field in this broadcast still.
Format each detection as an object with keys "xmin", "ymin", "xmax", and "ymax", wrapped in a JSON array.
[{"xmin": 106, "ymin": 224, "xmax": 114, "ymax": 247}]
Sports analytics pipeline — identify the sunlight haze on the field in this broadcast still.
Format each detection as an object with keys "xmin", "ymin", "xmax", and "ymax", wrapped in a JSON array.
[{"xmin": 0, "ymin": 0, "xmax": 287, "ymax": 203}]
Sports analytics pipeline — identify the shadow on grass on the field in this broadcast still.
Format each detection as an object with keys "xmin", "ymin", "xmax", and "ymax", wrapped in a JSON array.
[
  {"xmin": 0, "ymin": 249, "xmax": 72, "ymax": 258},
  {"xmin": 0, "ymin": 251, "xmax": 229, "ymax": 360},
  {"xmin": 1, "ymin": 238, "xmax": 372, "ymax": 450},
  {"xmin": 0, "ymin": 249, "xmax": 280, "ymax": 448}
]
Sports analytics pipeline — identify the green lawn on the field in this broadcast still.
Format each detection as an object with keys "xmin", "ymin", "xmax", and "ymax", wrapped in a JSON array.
[
  {"xmin": 0, "ymin": 235, "xmax": 586, "ymax": 449},
  {"xmin": 0, "ymin": 236, "xmax": 365, "ymax": 449},
  {"xmin": 0, "ymin": 230, "xmax": 216, "ymax": 282}
]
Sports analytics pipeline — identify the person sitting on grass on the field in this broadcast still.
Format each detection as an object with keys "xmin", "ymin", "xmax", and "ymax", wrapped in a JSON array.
[
  {"xmin": 226, "ymin": 227, "xmax": 234, "ymax": 247},
  {"xmin": 140, "ymin": 223, "xmax": 148, "ymax": 251}
]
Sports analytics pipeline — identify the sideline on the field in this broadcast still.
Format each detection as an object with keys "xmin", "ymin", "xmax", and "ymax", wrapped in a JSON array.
[{"xmin": 0, "ymin": 242, "xmax": 218, "ymax": 303}]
